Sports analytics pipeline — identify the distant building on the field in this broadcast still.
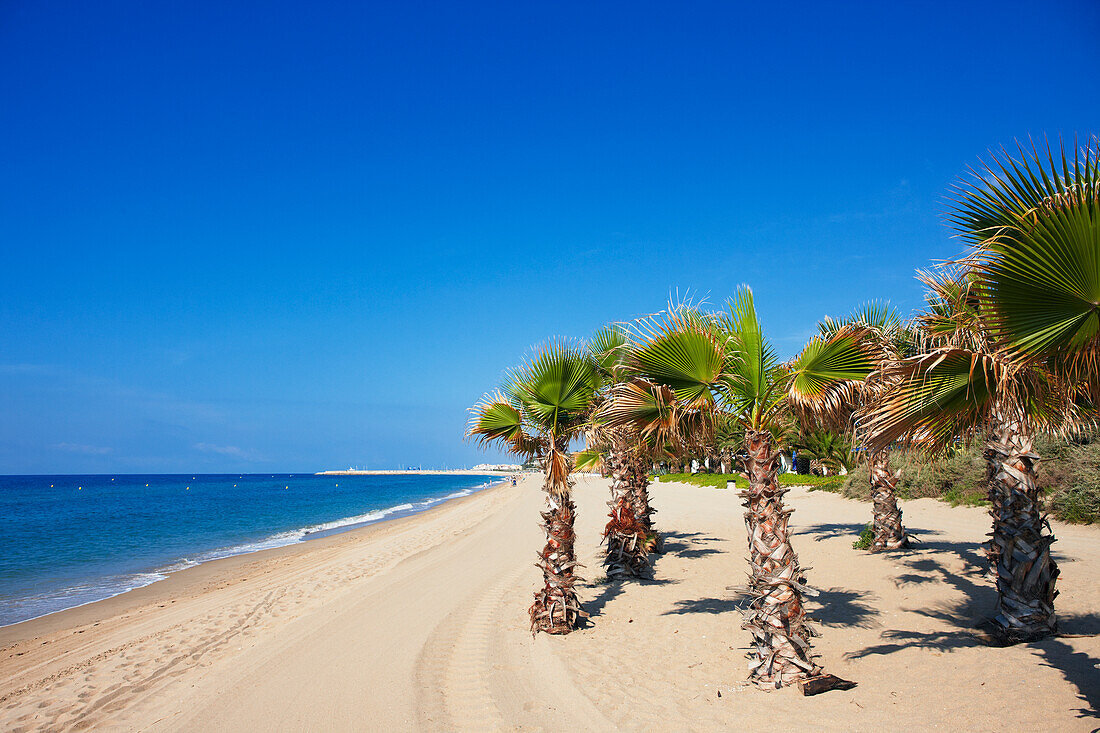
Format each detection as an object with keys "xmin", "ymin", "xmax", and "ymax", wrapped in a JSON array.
[{"xmin": 472, "ymin": 463, "xmax": 524, "ymax": 472}]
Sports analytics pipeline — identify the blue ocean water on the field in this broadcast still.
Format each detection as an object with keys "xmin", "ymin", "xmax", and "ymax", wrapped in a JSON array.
[{"xmin": 0, "ymin": 473, "xmax": 500, "ymax": 627}]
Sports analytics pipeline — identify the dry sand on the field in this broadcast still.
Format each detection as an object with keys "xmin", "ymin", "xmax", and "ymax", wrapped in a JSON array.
[{"xmin": 1, "ymin": 474, "xmax": 1098, "ymax": 731}]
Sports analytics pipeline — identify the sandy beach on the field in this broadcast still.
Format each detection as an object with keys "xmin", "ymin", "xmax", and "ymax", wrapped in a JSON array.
[{"xmin": 2, "ymin": 474, "xmax": 1097, "ymax": 731}]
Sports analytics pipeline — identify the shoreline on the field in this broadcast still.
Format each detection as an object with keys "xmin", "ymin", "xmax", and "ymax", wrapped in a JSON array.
[
  {"xmin": 315, "ymin": 469, "xmax": 528, "ymax": 475},
  {"xmin": 0, "ymin": 477, "xmax": 508, "ymax": 638},
  {"xmin": 3, "ymin": 475, "xmax": 1097, "ymax": 730}
]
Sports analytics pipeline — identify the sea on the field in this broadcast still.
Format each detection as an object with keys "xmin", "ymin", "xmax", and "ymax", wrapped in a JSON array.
[{"xmin": 0, "ymin": 472, "xmax": 501, "ymax": 627}]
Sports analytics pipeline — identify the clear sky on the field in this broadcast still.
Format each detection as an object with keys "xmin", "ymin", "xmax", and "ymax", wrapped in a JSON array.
[{"xmin": 2, "ymin": 1, "xmax": 1099, "ymax": 474}]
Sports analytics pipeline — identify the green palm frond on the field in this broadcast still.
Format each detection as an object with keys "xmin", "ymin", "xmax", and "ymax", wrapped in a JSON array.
[
  {"xmin": 820, "ymin": 300, "xmax": 899, "ymax": 338},
  {"xmin": 466, "ymin": 394, "xmax": 530, "ymax": 454},
  {"xmin": 717, "ymin": 287, "xmax": 781, "ymax": 429},
  {"xmin": 573, "ymin": 448, "xmax": 604, "ymax": 473},
  {"xmin": 509, "ymin": 340, "xmax": 599, "ymax": 438},
  {"xmin": 469, "ymin": 341, "xmax": 599, "ymax": 473},
  {"xmin": 953, "ymin": 137, "xmax": 1100, "ymax": 379},
  {"xmin": 823, "ymin": 300, "xmax": 918, "ymax": 358},
  {"xmin": 714, "ymin": 411, "xmax": 745, "ymax": 450},
  {"xmin": 629, "ymin": 307, "xmax": 728, "ymax": 408},
  {"xmin": 917, "ymin": 267, "xmax": 988, "ymax": 352},
  {"xmin": 791, "ymin": 427, "xmax": 856, "ymax": 472},
  {"xmin": 787, "ymin": 325, "xmax": 879, "ymax": 428},
  {"xmin": 588, "ymin": 324, "xmax": 630, "ymax": 382}
]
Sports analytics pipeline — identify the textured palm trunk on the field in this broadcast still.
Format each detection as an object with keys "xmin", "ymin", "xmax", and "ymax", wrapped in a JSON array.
[
  {"xmin": 631, "ymin": 455, "xmax": 660, "ymax": 552},
  {"xmin": 603, "ymin": 443, "xmax": 650, "ymax": 579},
  {"xmin": 868, "ymin": 450, "xmax": 909, "ymax": 552},
  {"xmin": 984, "ymin": 413, "xmax": 1058, "ymax": 642},
  {"xmin": 740, "ymin": 429, "xmax": 820, "ymax": 687},
  {"xmin": 530, "ymin": 455, "xmax": 585, "ymax": 634},
  {"xmin": 983, "ymin": 411, "xmax": 1006, "ymax": 578}
]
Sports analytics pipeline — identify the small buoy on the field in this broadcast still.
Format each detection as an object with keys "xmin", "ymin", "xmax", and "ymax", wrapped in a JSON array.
[
  {"xmin": 186, "ymin": 486, "xmax": 190, "ymax": 490},
  {"xmin": 234, "ymin": 484, "xmax": 237, "ymax": 487},
  {"xmin": 78, "ymin": 486, "xmax": 82, "ymax": 490},
  {"xmin": 50, "ymin": 484, "xmax": 54, "ymax": 487},
  {"xmin": 285, "ymin": 485, "xmax": 289, "ymax": 489},
  {"xmin": 146, "ymin": 483, "xmax": 149, "ymax": 486}
]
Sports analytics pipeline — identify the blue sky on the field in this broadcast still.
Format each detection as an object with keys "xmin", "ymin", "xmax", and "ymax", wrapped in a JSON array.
[{"xmin": 2, "ymin": 1, "xmax": 1098, "ymax": 473}]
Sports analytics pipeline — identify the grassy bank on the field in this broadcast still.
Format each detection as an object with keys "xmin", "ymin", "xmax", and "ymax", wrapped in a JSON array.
[{"xmin": 655, "ymin": 472, "xmax": 846, "ymax": 492}]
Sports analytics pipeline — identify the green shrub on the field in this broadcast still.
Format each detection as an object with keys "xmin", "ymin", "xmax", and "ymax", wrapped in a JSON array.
[
  {"xmin": 1039, "ymin": 436, "xmax": 1100, "ymax": 524},
  {"xmin": 798, "ymin": 475, "xmax": 846, "ymax": 493},
  {"xmin": 840, "ymin": 447, "xmax": 988, "ymax": 506},
  {"xmin": 838, "ymin": 437, "xmax": 1100, "ymax": 524},
  {"xmin": 852, "ymin": 523, "xmax": 873, "ymax": 550},
  {"xmin": 778, "ymin": 473, "xmax": 845, "ymax": 488},
  {"xmin": 1050, "ymin": 484, "xmax": 1100, "ymax": 524}
]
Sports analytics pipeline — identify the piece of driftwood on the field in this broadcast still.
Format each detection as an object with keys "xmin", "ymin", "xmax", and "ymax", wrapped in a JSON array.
[{"xmin": 797, "ymin": 674, "xmax": 857, "ymax": 696}]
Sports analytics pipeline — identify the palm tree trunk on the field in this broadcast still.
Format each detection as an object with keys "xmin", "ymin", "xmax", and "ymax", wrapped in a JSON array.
[
  {"xmin": 984, "ymin": 412, "xmax": 1058, "ymax": 641},
  {"xmin": 603, "ymin": 443, "xmax": 650, "ymax": 579},
  {"xmin": 741, "ymin": 429, "xmax": 820, "ymax": 687},
  {"xmin": 631, "ymin": 453, "xmax": 659, "ymax": 552},
  {"xmin": 983, "ymin": 411, "xmax": 1006, "ymax": 578},
  {"xmin": 869, "ymin": 450, "xmax": 909, "ymax": 552},
  {"xmin": 531, "ymin": 457, "xmax": 585, "ymax": 634}
]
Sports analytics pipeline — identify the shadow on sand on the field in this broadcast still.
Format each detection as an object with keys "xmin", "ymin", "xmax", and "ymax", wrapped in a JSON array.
[
  {"xmin": 583, "ymin": 576, "xmax": 679, "ymax": 622},
  {"xmin": 659, "ymin": 530, "xmax": 725, "ymax": 560},
  {"xmin": 798, "ymin": 521, "xmax": 945, "ymax": 546},
  {"xmin": 581, "ymin": 529, "xmax": 720, "ymax": 623},
  {"xmin": 836, "ymin": 534, "xmax": 1100, "ymax": 719},
  {"xmin": 658, "ymin": 587, "xmax": 881, "ymax": 630}
]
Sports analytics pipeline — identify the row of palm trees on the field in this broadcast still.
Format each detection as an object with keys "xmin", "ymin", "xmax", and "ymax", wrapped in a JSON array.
[{"xmin": 467, "ymin": 137, "xmax": 1099, "ymax": 688}]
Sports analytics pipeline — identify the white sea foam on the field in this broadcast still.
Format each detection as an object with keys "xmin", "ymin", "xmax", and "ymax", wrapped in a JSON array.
[
  {"xmin": 174, "ymin": 487, "xmax": 491, "ymax": 566},
  {"xmin": 2, "ymin": 570, "xmax": 172, "ymax": 627},
  {"xmin": 0, "ymin": 477, "xmax": 502, "ymax": 628}
]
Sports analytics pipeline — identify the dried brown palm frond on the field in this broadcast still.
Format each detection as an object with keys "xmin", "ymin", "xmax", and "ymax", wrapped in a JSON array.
[{"xmin": 860, "ymin": 348, "xmax": 1002, "ymax": 455}]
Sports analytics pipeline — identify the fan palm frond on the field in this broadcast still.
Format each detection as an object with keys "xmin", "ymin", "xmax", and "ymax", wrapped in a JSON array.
[
  {"xmin": 466, "ymin": 394, "xmax": 530, "ymax": 454},
  {"xmin": 508, "ymin": 340, "xmax": 599, "ymax": 439},
  {"xmin": 787, "ymin": 325, "xmax": 879, "ymax": 429},
  {"xmin": 628, "ymin": 308, "xmax": 729, "ymax": 409},
  {"xmin": 953, "ymin": 137, "xmax": 1100, "ymax": 384},
  {"xmin": 861, "ymin": 348, "xmax": 1002, "ymax": 453}
]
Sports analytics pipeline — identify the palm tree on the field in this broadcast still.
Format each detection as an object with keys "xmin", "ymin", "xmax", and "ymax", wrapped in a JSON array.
[
  {"xmin": 789, "ymin": 427, "xmax": 855, "ymax": 475},
  {"xmin": 789, "ymin": 302, "xmax": 913, "ymax": 552},
  {"xmin": 603, "ymin": 290, "xmax": 875, "ymax": 687},
  {"xmin": 713, "ymin": 411, "xmax": 744, "ymax": 474},
  {"xmin": 863, "ymin": 137, "xmax": 1099, "ymax": 642},
  {"xmin": 467, "ymin": 341, "xmax": 600, "ymax": 634},
  {"xmin": 582, "ymin": 325, "xmax": 654, "ymax": 579}
]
